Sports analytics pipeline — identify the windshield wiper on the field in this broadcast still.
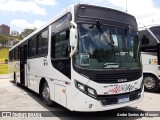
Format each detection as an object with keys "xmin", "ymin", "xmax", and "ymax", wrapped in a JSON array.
[
  {"xmin": 96, "ymin": 20, "xmax": 116, "ymax": 61},
  {"xmin": 96, "ymin": 20, "xmax": 114, "ymax": 47}
]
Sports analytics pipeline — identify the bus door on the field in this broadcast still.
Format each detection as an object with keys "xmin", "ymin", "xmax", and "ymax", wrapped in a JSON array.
[{"xmin": 20, "ymin": 45, "xmax": 27, "ymax": 86}]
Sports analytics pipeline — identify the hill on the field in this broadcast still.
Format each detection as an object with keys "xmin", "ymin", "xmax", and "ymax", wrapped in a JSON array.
[{"xmin": 0, "ymin": 47, "xmax": 9, "ymax": 59}]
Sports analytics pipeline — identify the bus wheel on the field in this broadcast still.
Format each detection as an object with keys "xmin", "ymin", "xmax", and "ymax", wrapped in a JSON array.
[
  {"xmin": 143, "ymin": 75, "xmax": 160, "ymax": 92},
  {"xmin": 42, "ymin": 82, "xmax": 53, "ymax": 106}
]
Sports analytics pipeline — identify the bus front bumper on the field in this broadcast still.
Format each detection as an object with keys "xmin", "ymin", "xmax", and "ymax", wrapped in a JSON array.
[{"xmin": 73, "ymin": 86, "xmax": 144, "ymax": 112}]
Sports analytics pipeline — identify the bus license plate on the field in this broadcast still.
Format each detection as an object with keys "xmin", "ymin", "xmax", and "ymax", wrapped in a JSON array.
[{"xmin": 118, "ymin": 96, "xmax": 129, "ymax": 103}]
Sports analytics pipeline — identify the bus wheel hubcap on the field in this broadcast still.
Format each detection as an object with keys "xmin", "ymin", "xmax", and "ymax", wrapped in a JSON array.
[
  {"xmin": 42, "ymin": 87, "xmax": 50, "ymax": 101},
  {"xmin": 144, "ymin": 77, "xmax": 155, "ymax": 89}
]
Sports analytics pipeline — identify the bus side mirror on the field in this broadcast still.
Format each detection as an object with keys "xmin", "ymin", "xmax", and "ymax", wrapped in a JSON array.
[
  {"xmin": 157, "ymin": 43, "xmax": 160, "ymax": 65},
  {"xmin": 69, "ymin": 25, "xmax": 78, "ymax": 58},
  {"xmin": 70, "ymin": 27, "xmax": 77, "ymax": 47}
]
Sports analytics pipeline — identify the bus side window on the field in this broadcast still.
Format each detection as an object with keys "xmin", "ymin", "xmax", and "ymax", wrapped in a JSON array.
[
  {"xmin": 13, "ymin": 47, "xmax": 19, "ymax": 60},
  {"xmin": 55, "ymin": 34, "xmax": 61, "ymax": 58},
  {"xmin": 37, "ymin": 29, "xmax": 48, "ymax": 56},
  {"xmin": 10, "ymin": 50, "xmax": 13, "ymax": 61},
  {"xmin": 9, "ymin": 51, "xmax": 11, "ymax": 61},
  {"xmin": 28, "ymin": 38, "xmax": 36, "ymax": 58},
  {"xmin": 141, "ymin": 35, "xmax": 149, "ymax": 45},
  {"xmin": 61, "ymin": 30, "xmax": 70, "ymax": 57},
  {"xmin": 139, "ymin": 30, "xmax": 157, "ymax": 45},
  {"xmin": 9, "ymin": 50, "xmax": 14, "ymax": 61}
]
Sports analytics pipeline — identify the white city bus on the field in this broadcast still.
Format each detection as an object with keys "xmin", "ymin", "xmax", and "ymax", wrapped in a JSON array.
[
  {"xmin": 139, "ymin": 25, "xmax": 160, "ymax": 92},
  {"xmin": 9, "ymin": 4, "xmax": 143, "ymax": 112}
]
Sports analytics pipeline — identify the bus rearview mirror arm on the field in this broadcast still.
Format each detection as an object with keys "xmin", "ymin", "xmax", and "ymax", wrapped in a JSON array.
[{"xmin": 70, "ymin": 45, "xmax": 77, "ymax": 58}]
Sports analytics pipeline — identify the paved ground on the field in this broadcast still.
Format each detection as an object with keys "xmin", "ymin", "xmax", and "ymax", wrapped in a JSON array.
[{"xmin": 0, "ymin": 74, "xmax": 160, "ymax": 120}]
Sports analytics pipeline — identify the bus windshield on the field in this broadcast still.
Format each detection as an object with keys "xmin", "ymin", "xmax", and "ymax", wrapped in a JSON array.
[
  {"xmin": 74, "ymin": 23, "xmax": 141, "ymax": 69},
  {"xmin": 150, "ymin": 26, "xmax": 160, "ymax": 41}
]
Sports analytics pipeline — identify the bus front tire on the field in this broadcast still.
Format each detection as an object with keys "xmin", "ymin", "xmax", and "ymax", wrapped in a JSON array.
[
  {"xmin": 143, "ymin": 75, "xmax": 160, "ymax": 92},
  {"xmin": 42, "ymin": 82, "xmax": 54, "ymax": 106}
]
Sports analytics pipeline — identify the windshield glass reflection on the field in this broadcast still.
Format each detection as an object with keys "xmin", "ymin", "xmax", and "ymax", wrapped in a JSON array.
[{"xmin": 74, "ymin": 23, "xmax": 141, "ymax": 70}]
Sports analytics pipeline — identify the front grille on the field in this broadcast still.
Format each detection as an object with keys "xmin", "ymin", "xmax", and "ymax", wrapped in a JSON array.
[
  {"xmin": 97, "ymin": 89, "xmax": 141, "ymax": 105},
  {"xmin": 92, "ymin": 71, "xmax": 141, "ymax": 83}
]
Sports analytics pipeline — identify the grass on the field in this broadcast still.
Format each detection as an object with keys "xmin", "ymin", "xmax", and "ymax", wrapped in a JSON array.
[
  {"xmin": 0, "ymin": 64, "xmax": 8, "ymax": 74},
  {"xmin": 0, "ymin": 47, "xmax": 9, "ymax": 74}
]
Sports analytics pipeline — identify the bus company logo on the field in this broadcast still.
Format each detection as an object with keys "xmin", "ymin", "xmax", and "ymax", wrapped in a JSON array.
[
  {"xmin": 117, "ymin": 78, "xmax": 127, "ymax": 82},
  {"xmin": 149, "ymin": 59, "xmax": 157, "ymax": 64},
  {"xmin": 2, "ymin": 112, "xmax": 11, "ymax": 117},
  {"xmin": 121, "ymin": 84, "xmax": 135, "ymax": 92},
  {"xmin": 108, "ymin": 86, "xmax": 121, "ymax": 93},
  {"xmin": 108, "ymin": 84, "xmax": 135, "ymax": 94}
]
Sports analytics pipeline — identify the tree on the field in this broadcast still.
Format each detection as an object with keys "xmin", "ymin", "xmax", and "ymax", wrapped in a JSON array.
[
  {"xmin": 0, "ymin": 35, "xmax": 9, "ymax": 47},
  {"xmin": 19, "ymin": 28, "xmax": 36, "ymax": 40},
  {"xmin": 0, "ymin": 35, "xmax": 20, "ymax": 47},
  {"xmin": 0, "ymin": 28, "xmax": 36, "ymax": 48}
]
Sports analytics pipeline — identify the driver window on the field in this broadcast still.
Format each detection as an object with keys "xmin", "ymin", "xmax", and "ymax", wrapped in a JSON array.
[
  {"xmin": 53, "ymin": 30, "xmax": 70, "ymax": 59},
  {"xmin": 79, "ymin": 24, "xmax": 95, "ymax": 55}
]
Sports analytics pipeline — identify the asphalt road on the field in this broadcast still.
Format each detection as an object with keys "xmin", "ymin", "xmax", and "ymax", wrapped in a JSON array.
[{"xmin": 0, "ymin": 74, "xmax": 160, "ymax": 120}]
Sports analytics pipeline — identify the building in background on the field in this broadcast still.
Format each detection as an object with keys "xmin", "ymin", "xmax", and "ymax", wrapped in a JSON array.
[
  {"xmin": 11, "ymin": 30, "xmax": 19, "ymax": 36},
  {"xmin": 0, "ymin": 24, "xmax": 10, "ymax": 35}
]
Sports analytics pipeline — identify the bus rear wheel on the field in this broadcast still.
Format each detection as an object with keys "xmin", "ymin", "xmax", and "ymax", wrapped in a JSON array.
[
  {"xmin": 42, "ymin": 82, "xmax": 53, "ymax": 106},
  {"xmin": 143, "ymin": 75, "xmax": 160, "ymax": 92}
]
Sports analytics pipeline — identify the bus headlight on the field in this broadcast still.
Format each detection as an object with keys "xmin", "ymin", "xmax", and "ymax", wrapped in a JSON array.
[
  {"xmin": 88, "ymin": 87, "xmax": 96, "ymax": 97},
  {"xmin": 75, "ymin": 80, "xmax": 97, "ymax": 99},
  {"xmin": 77, "ymin": 82, "xmax": 85, "ymax": 92}
]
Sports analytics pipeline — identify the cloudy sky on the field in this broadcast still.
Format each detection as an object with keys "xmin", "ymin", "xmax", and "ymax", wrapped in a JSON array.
[{"xmin": 0, "ymin": 0, "xmax": 160, "ymax": 32}]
